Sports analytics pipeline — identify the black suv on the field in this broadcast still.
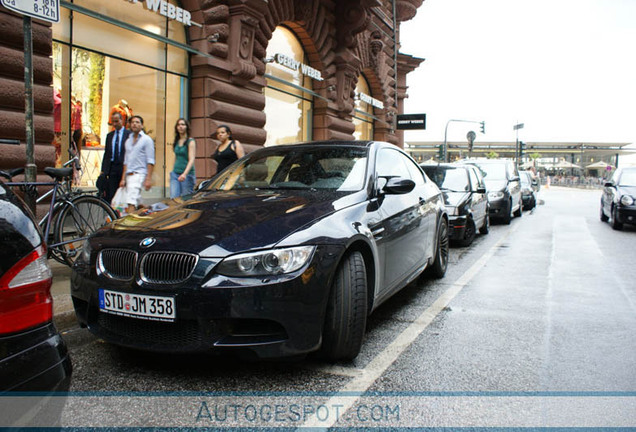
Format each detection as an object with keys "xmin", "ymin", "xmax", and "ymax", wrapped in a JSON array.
[{"xmin": 465, "ymin": 159, "xmax": 522, "ymax": 224}]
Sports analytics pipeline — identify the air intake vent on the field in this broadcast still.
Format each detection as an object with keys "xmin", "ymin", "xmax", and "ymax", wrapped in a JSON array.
[
  {"xmin": 99, "ymin": 249, "xmax": 138, "ymax": 280},
  {"xmin": 140, "ymin": 252, "xmax": 198, "ymax": 284}
]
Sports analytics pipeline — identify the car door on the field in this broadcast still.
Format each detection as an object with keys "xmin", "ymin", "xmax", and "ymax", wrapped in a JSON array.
[
  {"xmin": 467, "ymin": 166, "xmax": 488, "ymax": 226},
  {"xmin": 374, "ymin": 148, "xmax": 429, "ymax": 296}
]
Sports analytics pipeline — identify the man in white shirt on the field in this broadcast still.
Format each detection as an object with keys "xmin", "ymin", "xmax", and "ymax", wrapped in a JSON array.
[{"xmin": 119, "ymin": 115, "xmax": 155, "ymax": 214}]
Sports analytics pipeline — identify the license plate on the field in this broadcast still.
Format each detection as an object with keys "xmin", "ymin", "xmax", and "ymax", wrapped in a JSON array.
[{"xmin": 99, "ymin": 289, "xmax": 176, "ymax": 322}]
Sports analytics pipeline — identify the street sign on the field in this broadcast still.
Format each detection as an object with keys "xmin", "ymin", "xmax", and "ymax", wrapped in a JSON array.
[
  {"xmin": 513, "ymin": 123, "xmax": 525, "ymax": 130},
  {"xmin": 1, "ymin": 0, "xmax": 59, "ymax": 22},
  {"xmin": 396, "ymin": 113, "xmax": 427, "ymax": 130}
]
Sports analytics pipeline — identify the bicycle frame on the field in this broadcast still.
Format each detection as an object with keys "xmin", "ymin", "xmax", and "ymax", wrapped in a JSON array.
[{"xmin": 5, "ymin": 178, "xmax": 93, "ymax": 257}]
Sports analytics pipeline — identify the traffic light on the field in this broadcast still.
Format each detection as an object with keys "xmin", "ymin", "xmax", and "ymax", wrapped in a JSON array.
[
  {"xmin": 480, "ymin": 121, "xmax": 485, "ymax": 134},
  {"xmin": 519, "ymin": 141, "xmax": 526, "ymax": 158},
  {"xmin": 438, "ymin": 144, "xmax": 444, "ymax": 161}
]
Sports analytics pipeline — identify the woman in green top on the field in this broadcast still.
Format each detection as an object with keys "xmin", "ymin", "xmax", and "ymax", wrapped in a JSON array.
[{"xmin": 170, "ymin": 118, "xmax": 197, "ymax": 198}]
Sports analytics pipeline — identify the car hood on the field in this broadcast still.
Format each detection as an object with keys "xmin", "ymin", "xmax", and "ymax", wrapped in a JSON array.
[
  {"xmin": 484, "ymin": 179, "xmax": 507, "ymax": 192},
  {"xmin": 619, "ymin": 185, "xmax": 636, "ymax": 196},
  {"xmin": 441, "ymin": 191, "xmax": 470, "ymax": 208},
  {"xmin": 95, "ymin": 189, "xmax": 354, "ymax": 256}
]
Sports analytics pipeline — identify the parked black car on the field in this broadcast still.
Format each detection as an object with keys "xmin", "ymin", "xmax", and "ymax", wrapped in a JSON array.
[
  {"xmin": 600, "ymin": 166, "xmax": 636, "ymax": 230},
  {"xmin": 420, "ymin": 163, "xmax": 489, "ymax": 246},
  {"xmin": 519, "ymin": 170, "xmax": 537, "ymax": 210},
  {"xmin": 465, "ymin": 158, "xmax": 522, "ymax": 224},
  {"xmin": 0, "ymin": 180, "xmax": 72, "ymax": 424},
  {"xmin": 72, "ymin": 141, "xmax": 449, "ymax": 361}
]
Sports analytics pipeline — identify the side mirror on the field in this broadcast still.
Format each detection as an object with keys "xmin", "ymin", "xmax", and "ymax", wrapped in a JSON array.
[
  {"xmin": 195, "ymin": 178, "xmax": 212, "ymax": 192},
  {"xmin": 476, "ymin": 187, "xmax": 486, "ymax": 194},
  {"xmin": 604, "ymin": 181, "xmax": 614, "ymax": 188},
  {"xmin": 510, "ymin": 176, "xmax": 520, "ymax": 182},
  {"xmin": 383, "ymin": 177, "xmax": 416, "ymax": 194}
]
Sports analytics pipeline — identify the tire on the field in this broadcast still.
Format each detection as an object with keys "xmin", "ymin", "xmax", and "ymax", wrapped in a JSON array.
[
  {"xmin": 479, "ymin": 213, "xmax": 490, "ymax": 235},
  {"xmin": 611, "ymin": 206, "xmax": 623, "ymax": 231},
  {"xmin": 501, "ymin": 200, "xmax": 512, "ymax": 225},
  {"xmin": 513, "ymin": 199, "xmax": 523, "ymax": 217},
  {"xmin": 54, "ymin": 195, "xmax": 118, "ymax": 266},
  {"xmin": 320, "ymin": 251, "xmax": 368, "ymax": 361},
  {"xmin": 430, "ymin": 218, "xmax": 449, "ymax": 279},
  {"xmin": 600, "ymin": 201, "xmax": 609, "ymax": 222},
  {"xmin": 457, "ymin": 217, "xmax": 476, "ymax": 247}
]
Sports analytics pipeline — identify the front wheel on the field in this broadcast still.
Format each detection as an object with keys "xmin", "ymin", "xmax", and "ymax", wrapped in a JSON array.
[
  {"xmin": 320, "ymin": 251, "xmax": 368, "ymax": 361},
  {"xmin": 611, "ymin": 206, "xmax": 623, "ymax": 230},
  {"xmin": 600, "ymin": 201, "xmax": 609, "ymax": 222},
  {"xmin": 429, "ymin": 218, "xmax": 449, "ymax": 279},
  {"xmin": 513, "ymin": 199, "xmax": 523, "ymax": 217},
  {"xmin": 457, "ymin": 217, "xmax": 476, "ymax": 247},
  {"xmin": 479, "ymin": 213, "xmax": 490, "ymax": 235},
  {"xmin": 501, "ymin": 200, "xmax": 512, "ymax": 225},
  {"xmin": 54, "ymin": 195, "xmax": 118, "ymax": 266}
]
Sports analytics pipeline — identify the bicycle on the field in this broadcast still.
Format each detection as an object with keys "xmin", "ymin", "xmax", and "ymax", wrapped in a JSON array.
[{"xmin": 0, "ymin": 154, "xmax": 118, "ymax": 267}]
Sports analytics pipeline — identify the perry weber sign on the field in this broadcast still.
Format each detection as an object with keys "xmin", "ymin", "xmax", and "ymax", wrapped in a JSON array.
[
  {"xmin": 1, "ymin": 0, "xmax": 59, "ymax": 22},
  {"xmin": 396, "ymin": 113, "xmax": 427, "ymax": 130}
]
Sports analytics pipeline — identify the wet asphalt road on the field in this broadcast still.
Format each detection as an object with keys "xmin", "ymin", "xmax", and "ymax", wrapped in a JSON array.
[{"xmin": 58, "ymin": 186, "xmax": 636, "ymax": 427}]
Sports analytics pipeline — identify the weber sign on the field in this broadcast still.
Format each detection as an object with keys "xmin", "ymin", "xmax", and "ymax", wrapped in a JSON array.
[{"xmin": 1, "ymin": 0, "xmax": 59, "ymax": 22}]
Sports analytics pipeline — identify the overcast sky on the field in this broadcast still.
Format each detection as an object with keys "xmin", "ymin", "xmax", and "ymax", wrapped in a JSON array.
[{"xmin": 400, "ymin": 0, "xmax": 636, "ymax": 147}]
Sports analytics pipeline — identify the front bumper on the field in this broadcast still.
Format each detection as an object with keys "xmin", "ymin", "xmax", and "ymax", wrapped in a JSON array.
[
  {"xmin": 521, "ymin": 192, "xmax": 535, "ymax": 207},
  {"xmin": 616, "ymin": 205, "xmax": 636, "ymax": 225},
  {"xmin": 71, "ymin": 245, "xmax": 343, "ymax": 358},
  {"xmin": 488, "ymin": 198, "xmax": 509, "ymax": 218},
  {"xmin": 448, "ymin": 215, "xmax": 467, "ymax": 241}
]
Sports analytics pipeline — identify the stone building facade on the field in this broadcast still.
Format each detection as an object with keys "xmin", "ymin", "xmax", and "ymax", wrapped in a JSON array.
[{"xmin": 0, "ymin": 0, "xmax": 424, "ymax": 196}]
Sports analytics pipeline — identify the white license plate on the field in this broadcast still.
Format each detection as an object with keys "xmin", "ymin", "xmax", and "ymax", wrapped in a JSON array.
[{"xmin": 99, "ymin": 289, "xmax": 176, "ymax": 322}]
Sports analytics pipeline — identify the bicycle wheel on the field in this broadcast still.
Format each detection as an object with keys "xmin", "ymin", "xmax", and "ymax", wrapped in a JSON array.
[
  {"xmin": 41, "ymin": 206, "xmax": 70, "ymax": 266},
  {"xmin": 54, "ymin": 195, "xmax": 118, "ymax": 266}
]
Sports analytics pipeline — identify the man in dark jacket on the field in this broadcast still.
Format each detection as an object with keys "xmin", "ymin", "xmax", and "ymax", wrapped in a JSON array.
[{"xmin": 99, "ymin": 112, "xmax": 130, "ymax": 203}]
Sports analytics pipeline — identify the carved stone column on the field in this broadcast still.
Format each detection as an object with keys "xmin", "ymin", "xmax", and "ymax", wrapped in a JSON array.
[{"xmin": 227, "ymin": 1, "xmax": 268, "ymax": 85}]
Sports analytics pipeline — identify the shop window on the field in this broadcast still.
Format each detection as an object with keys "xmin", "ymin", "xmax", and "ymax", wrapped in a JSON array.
[
  {"xmin": 353, "ymin": 74, "xmax": 375, "ymax": 141},
  {"xmin": 264, "ymin": 27, "xmax": 314, "ymax": 146},
  {"xmin": 52, "ymin": 0, "xmax": 189, "ymax": 199}
]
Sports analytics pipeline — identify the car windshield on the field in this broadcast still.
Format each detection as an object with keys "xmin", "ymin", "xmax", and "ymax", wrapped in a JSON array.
[
  {"xmin": 423, "ymin": 167, "xmax": 469, "ymax": 192},
  {"xmin": 520, "ymin": 173, "xmax": 531, "ymax": 187},
  {"xmin": 473, "ymin": 162, "xmax": 507, "ymax": 180},
  {"xmin": 205, "ymin": 146, "xmax": 369, "ymax": 192},
  {"xmin": 618, "ymin": 169, "xmax": 636, "ymax": 186}
]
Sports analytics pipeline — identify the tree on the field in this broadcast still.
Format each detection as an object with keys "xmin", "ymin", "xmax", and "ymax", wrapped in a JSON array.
[{"xmin": 486, "ymin": 151, "xmax": 499, "ymax": 159}]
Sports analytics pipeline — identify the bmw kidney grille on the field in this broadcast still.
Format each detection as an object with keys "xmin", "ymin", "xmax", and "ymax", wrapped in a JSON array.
[{"xmin": 99, "ymin": 250, "xmax": 198, "ymax": 284}]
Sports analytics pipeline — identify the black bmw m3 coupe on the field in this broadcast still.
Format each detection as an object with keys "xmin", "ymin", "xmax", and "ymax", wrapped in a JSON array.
[{"xmin": 72, "ymin": 141, "xmax": 449, "ymax": 360}]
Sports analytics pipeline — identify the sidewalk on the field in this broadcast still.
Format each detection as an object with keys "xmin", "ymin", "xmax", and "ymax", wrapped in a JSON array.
[{"xmin": 50, "ymin": 260, "xmax": 77, "ymax": 331}]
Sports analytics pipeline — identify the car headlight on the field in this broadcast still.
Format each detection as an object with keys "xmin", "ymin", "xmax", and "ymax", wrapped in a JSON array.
[
  {"xmin": 488, "ymin": 191, "xmax": 504, "ymax": 201},
  {"xmin": 216, "ymin": 246, "xmax": 316, "ymax": 277},
  {"xmin": 620, "ymin": 195, "xmax": 634, "ymax": 206}
]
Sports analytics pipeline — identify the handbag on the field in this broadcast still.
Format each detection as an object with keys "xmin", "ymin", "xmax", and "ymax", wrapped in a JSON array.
[{"xmin": 111, "ymin": 187, "xmax": 128, "ymax": 216}]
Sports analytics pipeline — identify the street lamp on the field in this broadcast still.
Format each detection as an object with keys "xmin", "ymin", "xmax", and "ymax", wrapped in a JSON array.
[{"xmin": 443, "ymin": 119, "xmax": 486, "ymax": 162}]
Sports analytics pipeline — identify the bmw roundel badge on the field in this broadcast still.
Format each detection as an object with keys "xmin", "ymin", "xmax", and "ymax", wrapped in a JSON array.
[{"xmin": 140, "ymin": 237, "xmax": 156, "ymax": 248}]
